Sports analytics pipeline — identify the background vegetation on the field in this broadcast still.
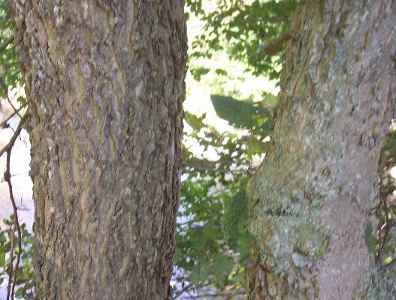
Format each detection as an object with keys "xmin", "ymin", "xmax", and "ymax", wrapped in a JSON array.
[{"xmin": 0, "ymin": 0, "xmax": 298, "ymax": 298}]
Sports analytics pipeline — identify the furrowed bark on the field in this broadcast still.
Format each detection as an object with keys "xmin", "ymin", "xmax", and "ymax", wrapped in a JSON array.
[
  {"xmin": 12, "ymin": 1, "xmax": 187, "ymax": 299},
  {"xmin": 248, "ymin": 1, "xmax": 396, "ymax": 299}
]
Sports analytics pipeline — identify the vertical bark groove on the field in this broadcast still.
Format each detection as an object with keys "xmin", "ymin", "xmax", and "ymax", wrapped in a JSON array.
[
  {"xmin": 248, "ymin": 1, "xmax": 396, "ymax": 299},
  {"xmin": 12, "ymin": 1, "xmax": 187, "ymax": 299}
]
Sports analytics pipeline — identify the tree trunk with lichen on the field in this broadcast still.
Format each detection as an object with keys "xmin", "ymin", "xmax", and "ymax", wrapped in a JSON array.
[
  {"xmin": 12, "ymin": 1, "xmax": 187, "ymax": 299},
  {"xmin": 248, "ymin": 1, "xmax": 396, "ymax": 299}
]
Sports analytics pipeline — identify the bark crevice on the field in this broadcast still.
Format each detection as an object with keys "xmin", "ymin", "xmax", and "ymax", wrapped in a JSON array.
[
  {"xmin": 12, "ymin": 1, "xmax": 187, "ymax": 299},
  {"xmin": 248, "ymin": 1, "xmax": 396, "ymax": 299}
]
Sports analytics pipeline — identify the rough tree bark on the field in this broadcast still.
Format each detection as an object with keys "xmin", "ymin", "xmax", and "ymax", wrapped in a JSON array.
[
  {"xmin": 248, "ymin": 1, "xmax": 396, "ymax": 299},
  {"xmin": 12, "ymin": 1, "xmax": 187, "ymax": 299}
]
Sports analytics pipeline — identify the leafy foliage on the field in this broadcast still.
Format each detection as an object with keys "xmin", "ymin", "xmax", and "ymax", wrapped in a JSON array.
[
  {"xmin": 4, "ymin": 1, "xmax": 396, "ymax": 299},
  {"xmin": 186, "ymin": 0, "xmax": 299, "ymax": 79},
  {"xmin": 176, "ymin": 143, "xmax": 253, "ymax": 295},
  {"xmin": 211, "ymin": 94, "xmax": 272, "ymax": 133},
  {"xmin": 374, "ymin": 131, "xmax": 396, "ymax": 267},
  {"xmin": 175, "ymin": 92, "xmax": 274, "ymax": 296},
  {"xmin": 0, "ymin": 218, "xmax": 34, "ymax": 299},
  {"xmin": 0, "ymin": 0, "xmax": 21, "ymax": 99},
  {"xmin": 0, "ymin": 0, "xmax": 297, "ymax": 299},
  {"xmin": 0, "ymin": 1, "xmax": 30, "ymax": 299},
  {"xmin": 173, "ymin": 1, "xmax": 299, "ymax": 297}
]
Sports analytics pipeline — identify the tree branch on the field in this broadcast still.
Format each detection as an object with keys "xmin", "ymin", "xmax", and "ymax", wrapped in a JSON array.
[
  {"xmin": 172, "ymin": 282, "xmax": 195, "ymax": 299},
  {"xmin": 0, "ymin": 114, "xmax": 26, "ymax": 158},
  {"xmin": 5, "ymin": 223, "xmax": 15, "ymax": 300},
  {"xmin": 6, "ymin": 96, "xmax": 22, "ymax": 120},
  {"xmin": 4, "ymin": 126, "xmax": 23, "ymax": 300},
  {"xmin": 0, "ymin": 104, "xmax": 26, "ymax": 129}
]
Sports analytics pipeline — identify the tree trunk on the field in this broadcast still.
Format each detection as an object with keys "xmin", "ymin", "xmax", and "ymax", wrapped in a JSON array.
[
  {"xmin": 12, "ymin": 1, "xmax": 187, "ymax": 299},
  {"xmin": 248, "ymin": 1, "xmax": 396, "ymax": 299}
]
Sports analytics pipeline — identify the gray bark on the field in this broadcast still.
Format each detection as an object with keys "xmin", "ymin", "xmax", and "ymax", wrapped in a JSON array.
[
  {"xmin": 12, "ymin": 1, "xmax": 187, "ymax": 299},
  {"xmin": 248, "ymin": 1, "xmax": 396, "ymax": 299}
]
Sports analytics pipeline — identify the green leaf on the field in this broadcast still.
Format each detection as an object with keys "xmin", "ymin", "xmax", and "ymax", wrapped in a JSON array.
[
  {"xmin": 191, "ymin": 261, "xmax": 211, "ymax": 284},
  {"xmin": 190, "ymin": 66, "xmax": 210, "ymax": 81},
  {"xmin": 0, "ymin": 248, "xmax": 5, "ymax": 267},
  {"xmin": 223, "ymin": 186, "xmax": 250, "ymax": 250},
  {"xmin": 211, "ymin": 94, "xmax": 271, "ymax": 129},
  {"xmin": 364, "ymin": 223, "xmax": 376, "ymax": 254},
  {"xmin": 259, "ymin": 92, "xmax": 279, "ymax": 109},
  {"xmin": 215, "ymin": 68, "xmax": 228, "ymax": 76},
  {"xmin": 247, "ymin": 136, "xmax": 265, "ymax": 156},
  {"xmin": 212, "ymin": 254, "xmax": 234, "ymax": 279},
  {"xmin": 184, "ymin": 111, "xmax": 205, "ymax": 131}
]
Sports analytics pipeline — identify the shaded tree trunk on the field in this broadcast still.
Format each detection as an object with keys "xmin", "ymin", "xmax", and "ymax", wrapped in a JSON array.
[
  {"xmin": 12, "ymin": 1, "xmax": 187, "ymax": 299},
  {"xmin": 248, "ymin": 1, "xmax": 396, "ymax": 299}
]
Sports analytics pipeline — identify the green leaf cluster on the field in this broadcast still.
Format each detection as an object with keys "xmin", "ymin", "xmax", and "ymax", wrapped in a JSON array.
[
  {"xmin": 211, "ymin": 94, "xmax": 272, "ymax": 133},
  {"xmin": 0, "ymin": 0, "xmax": 297, "ymax": 298},
  {"xmin": 177, "ymin": 92, "xmax": 275, "ymax": 295},
  {"xmin": 0, "ymin": 218, "xmax": 35, "ymax": 299},
  {"xmin": 0, "ymin": 0, "xmax": 21, "ymax": 99},
  {"xmin": 175, "ymin": 1, "xmax": 296, "ymax": 296},
  {"xmin": 187, "ymin": 0, "xmax": 298, "ymax": 79}
]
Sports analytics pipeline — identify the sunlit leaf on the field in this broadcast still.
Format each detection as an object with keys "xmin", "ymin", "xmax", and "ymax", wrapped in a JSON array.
[
  {"xmin": 211, "ymin": 94, "xmax": 271, "ymax": 129},
  {"xmin": 185, "ymin": 111, "xmax": 205, "ymax": 131}
]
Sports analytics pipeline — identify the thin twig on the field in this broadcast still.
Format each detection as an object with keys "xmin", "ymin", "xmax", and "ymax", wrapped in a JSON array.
[
  {"xmin": 0, "ymin": 104, "xmax": 26, "ymax": 129},
  {"xmin": 0, "ymin": 114, "xmax": 26, "ymax": 158},
  {"xmin": 173, "ymin": 282, "xmax": 195, "ymax": 299},
  {"xmin": 6, "ymin": 224, "xmax": 15, "ymax": 300},
  {"xmin": 376, "ymin": 191, "xmax": 391, "ymax": 264},
  {"xmin": 3, "ymin": 116, "xmax": 26, "ymax": 300},
  {"xmin": 6, "ymin": 94, "xmax": 22, "ymax": 119},
  {"xmin": 5, "ymin": 148, "xmax": 22, "ymax": 300}
]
